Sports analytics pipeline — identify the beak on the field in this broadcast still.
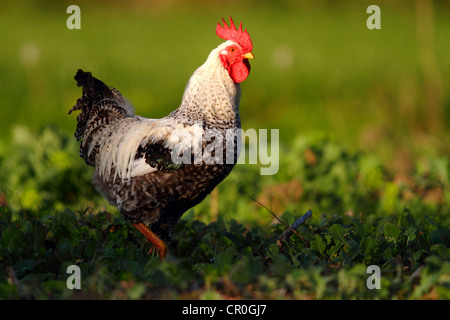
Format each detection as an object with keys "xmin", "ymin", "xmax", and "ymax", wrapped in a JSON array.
[{"xmin": 242, "ymin": 52, "xmax": 254, "ymax": 59}]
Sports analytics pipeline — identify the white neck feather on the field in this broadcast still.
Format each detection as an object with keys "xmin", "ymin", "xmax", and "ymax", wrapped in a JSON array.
[{"xmin": 172, "ymin": 41, "xmax": 241, "ymax": 126}]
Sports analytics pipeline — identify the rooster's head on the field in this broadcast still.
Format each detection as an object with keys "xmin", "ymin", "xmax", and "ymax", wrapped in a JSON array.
[{"xmin": 216, "ymin": 17, "xmax": 254, "ymax": 83}]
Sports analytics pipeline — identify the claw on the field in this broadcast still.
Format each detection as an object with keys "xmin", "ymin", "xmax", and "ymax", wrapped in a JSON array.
[{"xmin": 146, "ymin": 244, "xmax": 166, "ymax": 259}]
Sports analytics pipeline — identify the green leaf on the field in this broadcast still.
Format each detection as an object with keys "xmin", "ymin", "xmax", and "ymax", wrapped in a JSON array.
[
  {"xmin": 327, "ymin": 243, "xmax": 343, "ymax": 259},
  {"xmin": 404, "ymin": 227, "xmax": 417, "ymax": 244},
  {"xmin": 329, "ymin": 224, "xmax": 347, "ymax": 245},
  {"xmin": 266, "ymin": 243, "xmax": 280, "ymax": 259},
  {"xmin": 360, "ymin": 236, "xmax": 376, "ymax": 256},
  {"xmin": 412, "ymin": 250, "xmax": 422, "ymax": 263},
  {"xmin": 354, "ymin": 222, "xmax": 372, "ymax": 238},
  {"xmin": 384, "ymin": 223, "xmax": 401, "ymax": 244},
  {"xmin": 344, "ymin": 239, "xmax": 361, "ymax": 260},
  {"xmin": 431, "ymin": 244, "xmax": 450, "ymax": 259},
  {"xmin": 311, "ymin": 234, "xmax": 326, "ymax": 256},
  {"xmin": 383, "ymin": 247, "xmax": 393, "ymax": 260}
]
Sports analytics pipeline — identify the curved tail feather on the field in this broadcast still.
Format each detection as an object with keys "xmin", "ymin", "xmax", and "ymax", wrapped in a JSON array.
[{"xmin": 69, "ymin": 69, "xmax": 134, "ymax": 165}]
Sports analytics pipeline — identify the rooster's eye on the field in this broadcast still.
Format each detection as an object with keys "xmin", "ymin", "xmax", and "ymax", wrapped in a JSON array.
[{"xmin": 230, "ymin": 48, "xmax": 235, "ymax": 52}]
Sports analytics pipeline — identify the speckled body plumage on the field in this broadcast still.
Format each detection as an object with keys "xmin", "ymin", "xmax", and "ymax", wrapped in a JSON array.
[{"xmin": 69, "ymin": 29, "xmax": 253, "ymax": 241}]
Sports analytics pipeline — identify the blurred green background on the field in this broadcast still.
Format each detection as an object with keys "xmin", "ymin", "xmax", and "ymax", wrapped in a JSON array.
[
  {"xmin": 0, "ymin": 0, "xmax": 449, "ymax": 214},
  {"xmin": 1, "ymin": 0, "xmax": 449, "ymax": 154}
]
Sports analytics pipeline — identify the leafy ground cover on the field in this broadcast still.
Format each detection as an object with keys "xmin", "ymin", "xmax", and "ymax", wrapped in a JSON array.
[{"xmin": 0, "ymin": 127, "xmax": 448, "ymax": 299}]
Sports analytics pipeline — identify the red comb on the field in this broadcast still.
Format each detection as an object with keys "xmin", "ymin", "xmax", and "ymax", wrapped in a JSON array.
[{"xmin": 216, "ymin": 17, "xmax": 253, "ymax": 52}]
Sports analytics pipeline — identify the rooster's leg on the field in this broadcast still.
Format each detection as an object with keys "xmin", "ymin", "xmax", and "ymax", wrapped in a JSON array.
[{"xmin": 132, "ymin": 222, "xmax": 167, "ymax": 260}]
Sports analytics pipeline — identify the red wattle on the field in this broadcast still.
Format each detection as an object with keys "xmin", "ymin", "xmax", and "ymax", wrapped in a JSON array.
[{"xmin": 229, "ymin": 59, "xmax": 251, "ymax": 83}]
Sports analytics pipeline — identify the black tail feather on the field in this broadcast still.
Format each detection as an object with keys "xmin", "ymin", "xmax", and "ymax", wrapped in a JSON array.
[
  {"xmin": 69, "ymin": 69, "xmax": 131, "ymax": 165},
  {"xmin": 74, "ymin": 69, "xmax": 114, "ymax": 102},
  {"xmin": 68, "ymin": 69, "xmax": 114, "ymax": 116}
]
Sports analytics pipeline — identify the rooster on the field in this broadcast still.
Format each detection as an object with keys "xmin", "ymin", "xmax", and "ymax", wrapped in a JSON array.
[{"xmin": 69, "ymin": 17, "xmax": 254, "ymax": 259}]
